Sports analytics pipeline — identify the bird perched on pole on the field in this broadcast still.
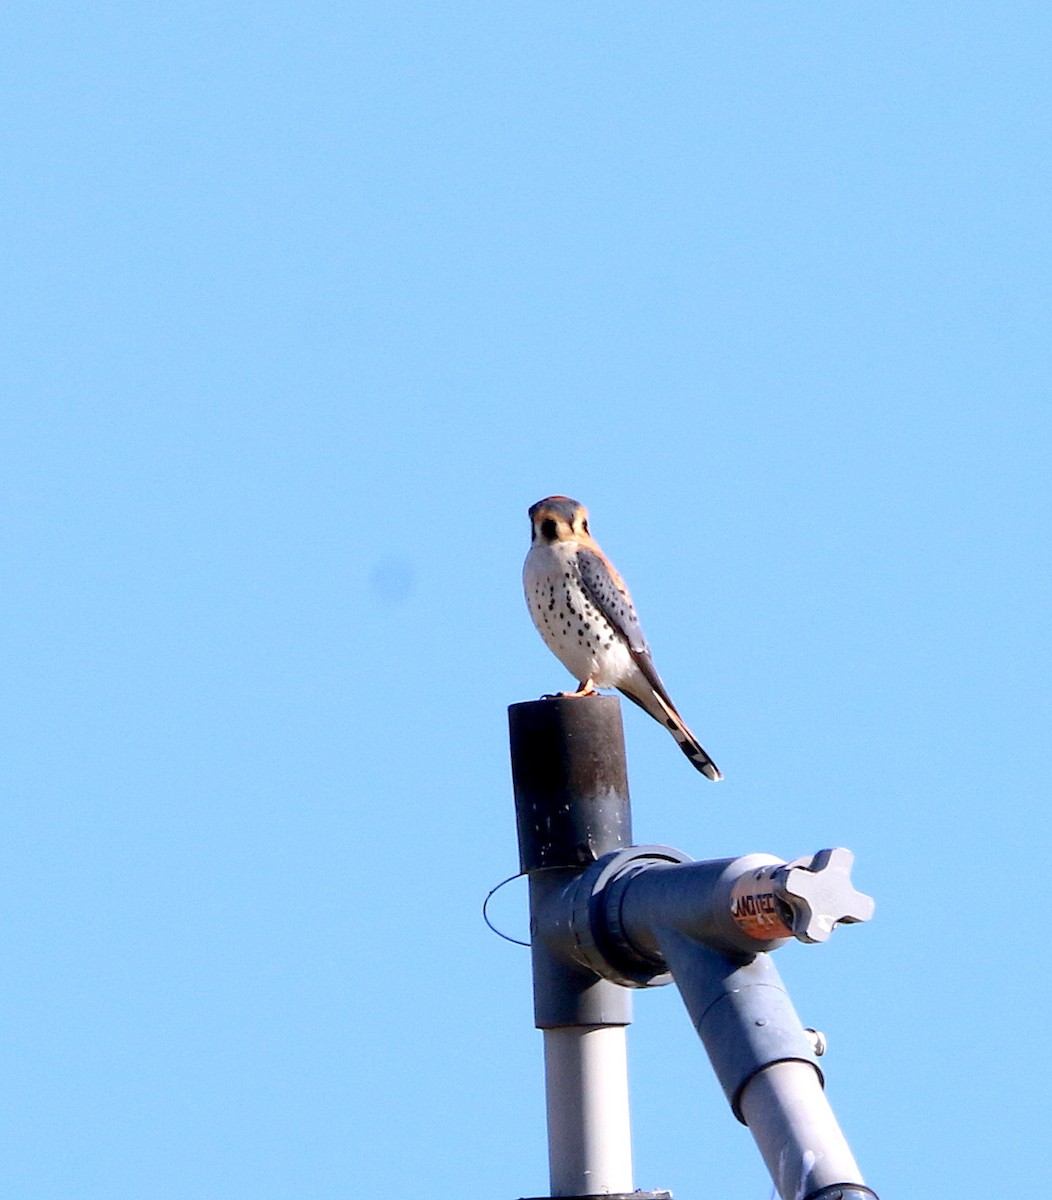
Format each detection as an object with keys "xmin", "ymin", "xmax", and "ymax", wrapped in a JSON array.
[{"xmin": 523, "ymin": 495, "xmax": 722, "ymax": 781}]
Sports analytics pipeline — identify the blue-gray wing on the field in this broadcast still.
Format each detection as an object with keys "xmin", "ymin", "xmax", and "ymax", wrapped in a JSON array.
[
  {"xmin": 575, "ymin": 547, "xmax": 648, "ymax": 652},
  {"xmin": 576, "ymin": 547, "xmax": 678, "ymax": 710}
]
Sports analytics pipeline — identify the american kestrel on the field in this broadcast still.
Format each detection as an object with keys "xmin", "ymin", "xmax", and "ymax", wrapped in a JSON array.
[{"xmin": 523, "ymin": 495, "xmax": 722, "ymax": 781}]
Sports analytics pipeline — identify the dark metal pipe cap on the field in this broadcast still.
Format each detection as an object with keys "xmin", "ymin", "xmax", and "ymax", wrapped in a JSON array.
[{"xmin": 508, "ymin": 695, "xmax": 632, "ymax": 872}]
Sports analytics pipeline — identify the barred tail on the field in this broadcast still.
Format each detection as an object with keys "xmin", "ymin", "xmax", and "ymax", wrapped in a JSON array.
[{"xmin": 619, "ymin": 683, "xmax": 722, "ymax": 781}]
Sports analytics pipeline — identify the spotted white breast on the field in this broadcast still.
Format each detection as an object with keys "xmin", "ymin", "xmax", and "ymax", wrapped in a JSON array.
[{"xmin": 523, "ymin": 539, "xmax": 636, "ymax": 688}]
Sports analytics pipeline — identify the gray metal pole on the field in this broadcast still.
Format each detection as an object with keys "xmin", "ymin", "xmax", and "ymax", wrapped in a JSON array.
[
  {"xmin": 509, "ymin": 697, "xmax": 667, "ymax": 1200},
  {"xmin": 654, "ymin": 934, "xmax": 871, "ymax": 1200},
  {"xmin": 541, "ymin": 1025, "xmax": 633, "ymax": 1195},
  {"xmin": 739, "ymin": 1061, "xmax": 866, "ymax": 1200}
]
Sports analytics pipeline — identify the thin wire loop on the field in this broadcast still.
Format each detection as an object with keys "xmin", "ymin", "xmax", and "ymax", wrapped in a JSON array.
[{"xmin": 482, "ymin": 870, "xmax": 532, "ymax": 947}]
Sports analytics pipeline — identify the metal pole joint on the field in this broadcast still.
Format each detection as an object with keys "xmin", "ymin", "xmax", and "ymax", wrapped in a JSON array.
[{"xmin": 539, "ymin": 844, "xmax": 874, "ymax": 984}]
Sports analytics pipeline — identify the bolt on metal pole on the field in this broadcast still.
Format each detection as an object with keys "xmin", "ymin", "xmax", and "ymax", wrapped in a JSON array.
[{"xmin": 508, "ymin": 696, "xmax": 667, "ymax": 1200}]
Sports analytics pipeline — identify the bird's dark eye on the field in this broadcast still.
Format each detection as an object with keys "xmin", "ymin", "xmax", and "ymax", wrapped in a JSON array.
[{"xmin": 541, "ymin": 518, "xmax": 558, "ymax": 540}]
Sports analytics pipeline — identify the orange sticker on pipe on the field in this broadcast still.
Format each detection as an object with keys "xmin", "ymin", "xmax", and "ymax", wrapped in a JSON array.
[{"xmin": 729, "ymin": 876, "xmax": 794, "ymax": 940}]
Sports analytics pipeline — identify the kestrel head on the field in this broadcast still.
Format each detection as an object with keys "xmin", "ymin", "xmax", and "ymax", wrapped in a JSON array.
[{"xmin": 528, "ymin": 495, "xmax": 590, "ymax": 544}]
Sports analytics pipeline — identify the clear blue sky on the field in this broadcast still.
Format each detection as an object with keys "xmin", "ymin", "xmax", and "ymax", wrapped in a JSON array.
[{"xmin": 3, "ymin": 4, "xmax": 1049, "ymax": 1197}]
